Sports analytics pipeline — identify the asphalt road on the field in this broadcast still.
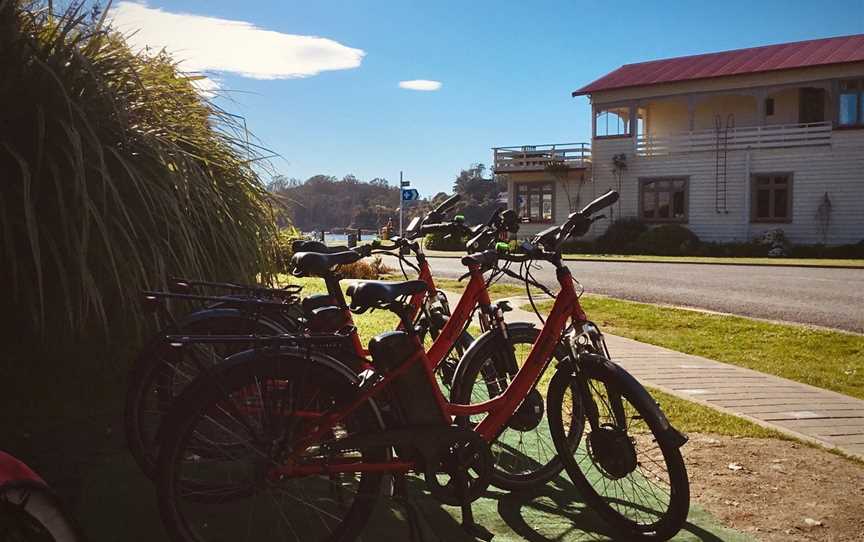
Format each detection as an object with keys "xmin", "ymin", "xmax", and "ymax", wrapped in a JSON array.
[{"xmin": 383, "ymin": 256, "xmax": 864, "ymax": 333}]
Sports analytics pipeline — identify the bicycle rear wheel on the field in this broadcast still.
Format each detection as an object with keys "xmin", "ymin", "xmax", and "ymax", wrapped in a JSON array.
[
  {"xmin": 156, "ymin": 351, "xmax": 386, "ymax": 542},
  {"xmin": 125, "ymin": 310, "xmax": 288, "ymax": 479},
  {"xmin": 546, "ymin": 358, "xmax": 690, "ymax": 541}
]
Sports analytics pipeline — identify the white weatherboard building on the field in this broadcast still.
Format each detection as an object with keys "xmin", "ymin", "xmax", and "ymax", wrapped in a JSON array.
[{"xmin": 495, "ymin": 34, "xmax": 864, "ymax": 245}]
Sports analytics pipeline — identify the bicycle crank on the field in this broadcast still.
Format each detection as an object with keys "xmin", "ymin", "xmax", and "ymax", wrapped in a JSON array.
[{"xmin": 423, "ymin": 428, "xmax": 493, "ymax": 506}]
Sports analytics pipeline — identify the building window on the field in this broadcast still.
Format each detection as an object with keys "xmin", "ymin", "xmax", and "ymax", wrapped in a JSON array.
[
  {"xmin": 515, "ymin": 182, "xmax": 554, "ymax": 223},
  {"xmin": 838, "ymin": 79, "xmax": 864, "ymax": 127},
  {"xmin": 752, "ymin": 174, "xmax": 792, "ymax": 222},
  {"xmin": 594, "ymin": 106, "xmax": 632, "ymax": 138},
  {"xmin": 640, "ymin": 178, "xmax": 688, "ymax": 222},
  {"xmin": 765, "ymin": 97, "xmax": 775, "ymax": 116}
]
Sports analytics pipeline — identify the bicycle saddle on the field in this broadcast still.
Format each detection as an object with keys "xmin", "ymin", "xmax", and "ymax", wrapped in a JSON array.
[
  {"xmin": 291, "ymin": 251, "xmax": 361, "ymax": 277},
  {"xmin": 347, "ymin": 280, "xmax": 427, "ymax": 310},
  {"xmin": 461, "ymin": 250, "xmax": 498, "ymax": 268},
  {"xmin": 291, "ymin": 240, "xmax": 349, "ymax": 254}
]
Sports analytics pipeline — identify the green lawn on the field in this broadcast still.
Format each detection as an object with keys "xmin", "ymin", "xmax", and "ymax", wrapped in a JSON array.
[
  {"xmin": 526, "ymin": 296, "xmax": 864, "ymax": 400},
  {"xmin": 278, "ymin": 275, "xmax": 792, "ymax": 439}
]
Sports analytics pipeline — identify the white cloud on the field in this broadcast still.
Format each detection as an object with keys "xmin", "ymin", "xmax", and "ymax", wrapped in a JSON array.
[
  {"xmin": 109, "ymin": 1, "xmax": 365, "ymax": 90},
  {"xmin": 399, "ymin": 80, "xmax": 442, "ymax": 91}
]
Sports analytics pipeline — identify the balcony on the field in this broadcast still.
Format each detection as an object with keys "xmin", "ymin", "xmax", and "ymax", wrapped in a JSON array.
[
  {"xmin": 492, "ymin": 143, "xmax": 591, "ymax": 173},
  {"xmin": 636, "ymin": 121, "xmax": 832, "ymax": 157}
]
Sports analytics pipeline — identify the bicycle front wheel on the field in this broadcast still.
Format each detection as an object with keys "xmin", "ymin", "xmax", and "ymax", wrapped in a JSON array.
[
  {"xmin": 0, "ymin": 484, "xmax": 82, "ymax": 542},
  {"xmin": 546, "ymin": 358, "xmax": 690, "ymax": 541},
  {"xmin": 450, "ymin": 325, "xmax": 576, "ymax": 491}
]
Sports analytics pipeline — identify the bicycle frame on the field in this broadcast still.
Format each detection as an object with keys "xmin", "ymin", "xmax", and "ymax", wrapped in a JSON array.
[
  {"xmin": 303, "ymin": 249, "xmax": 489, "ymax": 367},
  {"xmin": 269, "ymin": 260, "xmax": 583, "ymax": 478}
]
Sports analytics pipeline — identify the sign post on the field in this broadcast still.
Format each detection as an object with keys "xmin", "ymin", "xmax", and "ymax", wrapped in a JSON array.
[{"xmin": 398, "ymin": 172, "xmax": 415, "ymax": 237}]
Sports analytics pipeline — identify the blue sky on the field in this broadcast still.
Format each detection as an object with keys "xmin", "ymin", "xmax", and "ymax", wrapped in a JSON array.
[{"xmin": 110, "ymin": 1, "xmax": 864, "ymax": 195}]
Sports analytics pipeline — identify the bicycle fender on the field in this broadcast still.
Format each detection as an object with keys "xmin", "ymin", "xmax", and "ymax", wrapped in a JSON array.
[
  {"xmin": 176, "ymin": 307, "xmax": 287, "ymax": 335},
  {"xmin": 0, "ymin": 451, "xmax": 46, "ymax": 488},
  {"xmin": 578, "ymin": 352, "xmax": 688, "ymax": 449},
  {"xmin": 450, "ymin": 322, "xmax": 536, "ymax": 399}
]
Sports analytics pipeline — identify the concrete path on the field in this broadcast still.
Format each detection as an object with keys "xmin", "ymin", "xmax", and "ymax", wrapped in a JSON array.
[{"xmin": 454, "ymin": 291, "xmax": 864, "ymax": 460}]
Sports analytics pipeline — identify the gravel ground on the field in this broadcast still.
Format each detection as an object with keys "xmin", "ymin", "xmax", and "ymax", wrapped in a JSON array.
[{"xmin": 685, "ymin": 433, "xmax": 864, "ymax": 541}]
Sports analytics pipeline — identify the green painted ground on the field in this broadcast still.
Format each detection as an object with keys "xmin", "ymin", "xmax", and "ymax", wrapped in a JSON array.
[{"xmin": 77, "ymin": 450, "xmax": 750, "ymax": 542}]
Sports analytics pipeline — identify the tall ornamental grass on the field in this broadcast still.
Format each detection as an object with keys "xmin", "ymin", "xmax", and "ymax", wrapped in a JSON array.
[{"xmin": 0, "ymin": 1, "xmax": 279, "ymax": 351}]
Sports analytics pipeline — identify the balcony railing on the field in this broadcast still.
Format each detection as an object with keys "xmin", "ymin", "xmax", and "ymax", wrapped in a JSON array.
[
  {"xmin": 493, "ymin": 143, "xmax": 591, "ymax": 172},
  {"xmin": 637, "ymin": 121, "xmax": 832, "ymax": 157}
]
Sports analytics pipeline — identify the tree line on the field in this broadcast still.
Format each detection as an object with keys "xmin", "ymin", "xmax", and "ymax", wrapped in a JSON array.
[{"xmin": 269, "ymin": 164, "xmax": 507, "ymax": 232}]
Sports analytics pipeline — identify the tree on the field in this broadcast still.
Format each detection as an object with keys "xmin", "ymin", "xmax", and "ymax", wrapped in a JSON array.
[
  {"xmin": 269, "ymin": 174, "xmax": 399, "ymax": 231},
  {"xmin": 452, "ymin": 163, "xmax": 506, "ymax": 224}
]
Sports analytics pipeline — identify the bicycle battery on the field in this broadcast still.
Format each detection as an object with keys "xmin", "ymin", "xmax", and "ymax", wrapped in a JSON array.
[
  {"xmin": 301, "ymin": 294, "xmax": 337, "ymax": 316},
  {"xmin": 306, "ymin": 306, "xmax": 350, "ymax": 332},
  {"xmin": 368, "ymin": 331, "xmax": 444, "ymax": 426}
]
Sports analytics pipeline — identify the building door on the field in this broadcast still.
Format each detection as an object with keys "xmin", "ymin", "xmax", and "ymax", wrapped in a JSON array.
[{"xmin": 799, "ymin": 88, "xmax": 825, "ymax": 123}]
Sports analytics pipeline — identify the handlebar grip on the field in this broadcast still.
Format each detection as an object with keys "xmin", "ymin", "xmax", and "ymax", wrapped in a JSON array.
[
  {"xmin": 433, "ymin": 194, "xmax": 461, "ymax": 214},
  {"xmin": 578, "ymin": 190, "xmax": 619, "ymax": 217}
]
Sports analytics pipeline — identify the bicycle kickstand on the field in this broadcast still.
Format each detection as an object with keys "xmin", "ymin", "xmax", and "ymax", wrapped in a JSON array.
[{"xmin": 456, "ymin": 471, "xmax": 494, "ymax": 541}]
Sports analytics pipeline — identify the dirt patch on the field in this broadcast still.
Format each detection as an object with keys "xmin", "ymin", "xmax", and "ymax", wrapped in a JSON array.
[{"xmin": 685, "ymin": 433, "xmax": 864, "ymax": 541}]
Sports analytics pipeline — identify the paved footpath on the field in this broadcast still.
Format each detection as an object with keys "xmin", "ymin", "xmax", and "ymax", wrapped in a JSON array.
[{"xmin": 451, "ymin": 290, "xmax": 864, "ymax": 460}]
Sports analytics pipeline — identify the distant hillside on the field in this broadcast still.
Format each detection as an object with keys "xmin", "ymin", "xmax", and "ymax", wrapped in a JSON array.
[
  {"xmin": 270, "ymin": 174, "xmax": 400, "ymax": 231},
  {"xmin": 269, "ymin": 165, "xmax": 504, "ymax": 232}
]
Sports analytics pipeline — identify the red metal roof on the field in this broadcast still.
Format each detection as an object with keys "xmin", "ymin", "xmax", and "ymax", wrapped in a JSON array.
[{"xmin": 573, "ymin": 34, "xmax": 864, "ymax": 96}]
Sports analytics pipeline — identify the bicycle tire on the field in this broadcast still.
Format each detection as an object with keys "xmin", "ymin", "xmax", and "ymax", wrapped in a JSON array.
[
  {"xmin": 450, "ymin": 325, "xmax": 577, "ymax": 491},
  {"xmin": 124, "ymin": 309, "xmax": 288, "ymax": 479},
  {"xmin": 156, "ymin": 350, "xmax": 386, "ymax": 542},
  {"xmin": 0, "ymin": 483, "xmax": 82, "ymax": 542},
  {"xmin": 546, "ymin": 358, "xmax": 690, "ymax": 541}
]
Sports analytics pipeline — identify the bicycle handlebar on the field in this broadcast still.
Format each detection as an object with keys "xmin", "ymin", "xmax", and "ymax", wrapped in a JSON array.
[
  {"xmin": 577, "ymin": 189, "xmax": 619, "ymax": 217},
  {"xmin": 432, "ymin": 193, "xmax": 461, "ymax": 215}
]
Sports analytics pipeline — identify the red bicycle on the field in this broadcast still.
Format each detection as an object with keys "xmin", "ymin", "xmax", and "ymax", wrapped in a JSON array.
[
  {"xmin": 0, "ymin": 451, "xmax": 82, "ymax": 541},
  {"xmin": 125, "ymin": 196, "xmax": 549, "ymax": 484},
  {"xmin": 153, "ymin": 190, "xmax": 690, "ymax": 542}
]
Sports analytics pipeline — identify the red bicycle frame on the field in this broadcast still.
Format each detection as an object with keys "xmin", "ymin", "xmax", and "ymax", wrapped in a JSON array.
[
  {"xmin": 271, "ymin": 261, "xmax": 585, "ymax": 477},
  {"xmin": 333, "ymin": 252, "xmax": 490, "ymax": 367}
]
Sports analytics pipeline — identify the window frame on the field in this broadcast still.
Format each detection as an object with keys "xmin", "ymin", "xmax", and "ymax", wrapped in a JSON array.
[
  {"xmin": 513, "ymin": 181, "xmax": 556, "ymax": 224},
  {"xmin": 593, "ymin": 105, "xmax": 633, "ymax": 139},
  {"xmin": 837, "ymin": 79, "xmax": 864, "ymax": 128},
  {"xmin": 638, "ymin": 177, "xmax": 689, "ymax": 223},
  {"xmin": 751, "ymin": 173, "xmax": 793, "ymax": 223}
]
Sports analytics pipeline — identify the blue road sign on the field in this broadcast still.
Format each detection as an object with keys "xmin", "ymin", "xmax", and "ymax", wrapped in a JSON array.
[{"xmin": 401, "ymin": 188, "xmax": 419, "ymax": 201}]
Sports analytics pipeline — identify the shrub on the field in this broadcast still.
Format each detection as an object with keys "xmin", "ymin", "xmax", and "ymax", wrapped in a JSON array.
[
  {"xmin": 636, "ymin": 224, "xmax": 700, "ymax": 256},
  {"xmin": 788, "ymin": 241, "xmax": 864, "ymax": 259},
  {"xmin": 754, "ymin": 229, "xmax": 790, "ymax": 257},
  {"xmin": 0, "ymin": 2, "xmax": 279, "ymax": 350},
  {"xmin": 424, "ymin": 231, "xmax": 467, "ymax": 251},
  {"xmin": 697, "ymin": 241, "xmax": 770, "ymax": 257},
  {"xmin": 560, "ymin": 240, "xmax": 596, "ymax": 254},
  {"xmin": 274, "ymin": 228, "xmax": 303, "ymax": 274},
  {"xmin": 595, "ymin": 218, "xmax": 648, "ymax": 253},
  {"xmin": 338, "ymin": 256, "xmax": 392, "ymax": 279}
]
